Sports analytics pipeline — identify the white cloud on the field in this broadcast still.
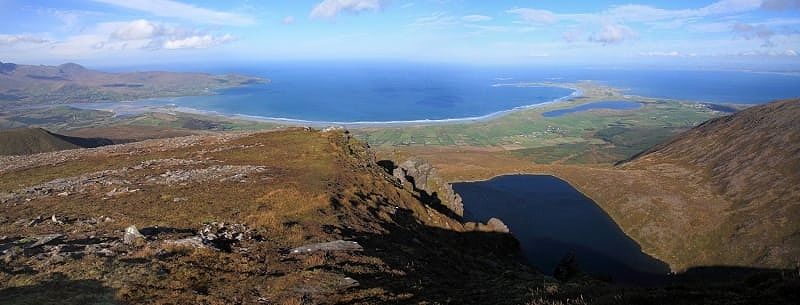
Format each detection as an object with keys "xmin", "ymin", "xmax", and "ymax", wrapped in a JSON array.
[
  {"xmin": 0, "ymin": 34, "xmax": 50, "ymax": 46},
  {"xmin": 310, "ymin": 0, "xmax": 387, "ymax": 20},
  {"xmin": 283, "ymin": 16, "xmax": 296, "ymax": 25},
  {"xmin": 407, "ymin": 12, "xmax": 458, "ymax": 29},
  {"xmin": 589, "ymin": 24, "xmax": 637, "ymax": 44},
  {"xmin": 762, "ymin": 0, "xmax": 800, "ymax": 10},
  {"xmin": 640, "ymin": 51, "xmax": 682, "ymax": 57},
  {"xmin": 737, "ymin": 48, "xmax": 800, "ymax": 56},
  {"xmin": 732, "ymin": 22, "xmax": 775, "ymax": 40},
  {"xmin": 732, "ymin": 22, "xmax": 777, "ymax": 46},
  {"xmin": 161, "ymin": 34, "xmax": 234, "ymax": 49},
  {"xmin": 461, "ymin": 15, "xmax": 492, "ymax": 22},
  {"xmin": 697, "ymin": 0, "xmax": 763, "ymax": 15},
  {"xmin": 507, "ymin": 8, "xmax": 557, "ymax": 24},
  {"xmin": 510, "ymin": 0, "xmax": 766, "ymax": 26},
  {"xmin": 91, "ymin": 0, "xmax": 254, "ymax": 26},
  {"xmin": 84, "ymin": 20, "xmax": 235, "ymax": 50},
  {"xmin": 111, "ymin": 19, "xmax": 167, "ymax": 40},
  {"xmin": 689, "ymin": 22, "xmax": 734, "ymax": 33}
]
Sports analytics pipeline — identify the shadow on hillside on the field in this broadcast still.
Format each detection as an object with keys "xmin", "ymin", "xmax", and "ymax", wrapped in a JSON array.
[
  {"xmin": 330, "ymin": 196, "xmax": 800, "ymax": 305},
  {"xmin": 0, "ymin": 274, "xmax": 120, "ymax": 305},
  {"xmin": 340, "ymin": 207, "xmax": 537, "ymax": 304}
]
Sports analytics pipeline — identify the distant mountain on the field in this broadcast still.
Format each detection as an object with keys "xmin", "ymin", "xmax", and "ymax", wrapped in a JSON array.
[
  {"xmin": 0, "ymin": 127, "xmax": 119, "ymax": 155},
  {"xmin": 0, "ymin": 61, "xmax": 266, "ymax": 107},
  {"xmin": 623, "ymin": 99, "xmax": 800, "ymax": 269}
]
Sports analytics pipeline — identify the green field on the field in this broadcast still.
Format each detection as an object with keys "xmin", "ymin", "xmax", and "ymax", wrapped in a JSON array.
[
  {"xmin": 1, "ymin": 82, "xmax": 733, "ymax": 164},
  {"xmin": 353, "ymin": 82, "xmax": 730, "ymax": 164}
]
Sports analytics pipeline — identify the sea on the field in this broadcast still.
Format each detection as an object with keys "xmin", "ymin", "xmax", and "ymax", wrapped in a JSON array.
[{"xmin": 88, "ymin": 62, "xmax": 800, "ymax": 123}]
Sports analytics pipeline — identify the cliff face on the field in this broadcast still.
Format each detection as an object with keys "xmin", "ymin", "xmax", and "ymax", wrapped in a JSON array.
[
  {"xmin": 0, "ymin": 128, "xmax": 533, "ymax": 305},
  {"xmin": 622, "ymin": 99, "xmax": 800, "ymax": 269},
  {"xmin": 390, "ymin": 157, "xmax": 465, "ymax": 218}
]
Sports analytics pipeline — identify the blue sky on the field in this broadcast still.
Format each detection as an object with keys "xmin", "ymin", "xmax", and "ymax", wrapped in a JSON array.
[{"xmin": 1, "ymin": 0, "xmax": 799, "ymax": 68}]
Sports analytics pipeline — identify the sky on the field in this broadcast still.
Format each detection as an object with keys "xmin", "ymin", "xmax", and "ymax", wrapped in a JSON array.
[{"xmin": 1, "ymin": 0, "xmax": 799, "ymax": 69}]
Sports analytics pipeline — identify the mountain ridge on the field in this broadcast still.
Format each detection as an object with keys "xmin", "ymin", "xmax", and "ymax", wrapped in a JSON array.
[{"xmin": 0, "ymin": 61, "xmax": 266, "ymax": 108}]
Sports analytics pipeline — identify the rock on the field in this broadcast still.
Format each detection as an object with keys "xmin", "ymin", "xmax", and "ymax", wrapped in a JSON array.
[
  {"xmin": 322, "ymin": 126, "xmax": 345, "ymax": 133},
  {"xmin": 340, "ymin": 276, "xmax": 360, "ymax": 288},
  {"xmin": 393, "ymin": 158, "xmax": 464, "ymax": 217},
  {"xmin": 0, "ymin": 215, "xmax": 7, "ymax": 224},
  {"xmin": 123, "ymin": 225, "xmax": 145, "ymax": 245},
  {"xmin": 106, "ymin": 187, "xmax": 139, "ymax": 197},
  {"xmin": 85, "ymin": 242, "xmax": 120, "ymax": 257},
  {"xmin": 25, "ymin": 234, "xmax": 65, "ymax": 249},
  {"xmin": 486, "ymin": 218, "xmax": 510, "ymax": 233},
  {"xmin": 27, "ymin": 216, "xmax": 44, "ymax": 227},
  {"xmin": 164, "ymin": 236, "xmax": 206, "ymax": 249},
  {"xmin": 200, "ymin": 222, "xmax": 249, "ymax": 251},
  {"xmin": 290, "ymin": 240, "xmax": 363, "ymax": 254},
  {"xmin": 51, "ymin": 214, "xmax": 64, "ymax": 225},
  {"xmin": 148, "ymin": 165, "xmax": 269, "ymax": 185},
  {"xmin": 95, "ymin": 248, "xmax": 115, "ymax": 257}
]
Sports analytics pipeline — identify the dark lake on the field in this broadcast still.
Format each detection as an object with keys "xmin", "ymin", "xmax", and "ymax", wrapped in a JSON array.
[
  {"xmin": 542, "ymin": 101, "xmax": 642, "ymax": 118},
  {"xmin": 453, "ymin": 175, "xmax": 670, "ymax": 283}
]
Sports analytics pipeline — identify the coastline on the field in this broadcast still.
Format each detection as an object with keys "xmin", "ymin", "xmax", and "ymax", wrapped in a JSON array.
[{"xmin": 64, "ymin": 84, "xmax": 585, "ymax": 127}]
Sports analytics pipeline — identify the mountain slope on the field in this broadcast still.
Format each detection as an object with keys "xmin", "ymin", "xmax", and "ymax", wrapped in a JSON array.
[
  {"xmin": 1, "ymin": 128, "xmax": 797, "ymax": 304},
  {"xmin": 0, "ymin": 129, "xmax": 539, "ymax": 304},
  {"xmin": 0, "ymin": 127, "xmax": 118, "ymax": 155},
  {"xmin": 622, "ymin": 99, "xmax": 800, "ymax": 268}
]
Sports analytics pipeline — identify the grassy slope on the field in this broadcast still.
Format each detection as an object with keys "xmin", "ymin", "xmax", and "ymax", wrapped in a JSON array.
[
  {"xmin": 1, "ymin": 129, "xmax": 797, "ymax": 304},
  {"xmin": 0, "ymin": 128, "xmax": 84, "ymax": 155},
  {"xmin": 622, "ymin": 99, "xmax": 800, "ymax": 269},
  {"xmin": 0, "ymin": 129, "xmax": 542, "ymax": 305}
]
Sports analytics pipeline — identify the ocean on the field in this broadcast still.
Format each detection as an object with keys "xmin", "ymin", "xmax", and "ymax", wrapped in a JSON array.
[{"xmin": 95, "ymin": 63, "xmax": 800, "ymax": 123}]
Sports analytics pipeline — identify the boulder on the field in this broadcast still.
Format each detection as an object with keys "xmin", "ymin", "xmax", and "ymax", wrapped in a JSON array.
[
  {"xmin": 123, "ymin": 225, "xmax": 145, "ymax": 245},
  {"xmin": 486, "ymin": 218, "xmax": 510, "ymax": 233}
]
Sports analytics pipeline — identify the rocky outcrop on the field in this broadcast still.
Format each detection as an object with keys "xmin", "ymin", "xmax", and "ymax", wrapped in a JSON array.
[
  {"xmin": 199, "ymin": 222, "xmax": 251, "ymax": 252},
  {"xmin": 486, "ymin": 218, "xmax": 510, "ymax": 233},
  {"xmin": 464, "ymin": 218, "xmax": 512, "ymax": 234},
  {"xmin": 392, "ymin": 157, "xmax": 464, "ymax": 217}
]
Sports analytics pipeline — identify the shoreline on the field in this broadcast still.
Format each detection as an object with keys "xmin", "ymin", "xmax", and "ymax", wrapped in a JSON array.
[{"xmin": 64, "ymin": 84, "xmax": 585, "ymax": 127}]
